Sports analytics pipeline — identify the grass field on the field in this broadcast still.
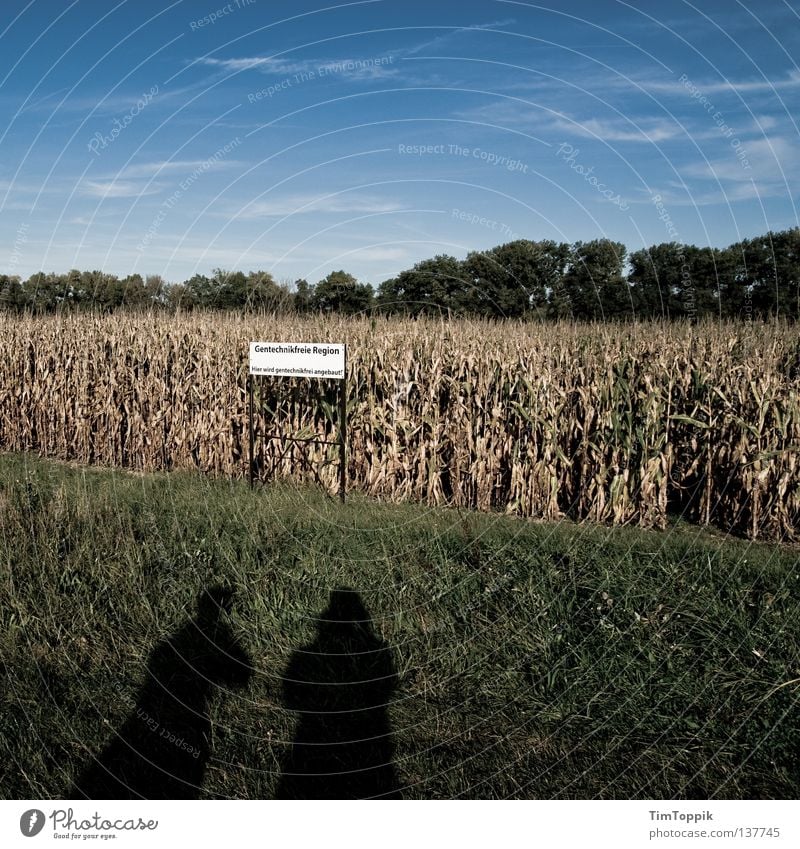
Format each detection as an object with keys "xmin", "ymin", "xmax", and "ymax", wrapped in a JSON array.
[{"xmin": 1, "ymin": 453, "xmax": 798, "ymax": 799}]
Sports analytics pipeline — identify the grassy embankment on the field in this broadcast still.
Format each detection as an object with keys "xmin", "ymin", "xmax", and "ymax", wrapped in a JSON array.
[{"xmin": 0, "ymin": 453, "xmax": 798, "ymax": 799}]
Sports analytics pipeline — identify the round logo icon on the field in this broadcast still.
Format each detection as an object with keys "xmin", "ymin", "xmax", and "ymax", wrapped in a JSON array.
[{"xmin": 19, "ymin": 809, "xmax": 46, "ymax": 837}]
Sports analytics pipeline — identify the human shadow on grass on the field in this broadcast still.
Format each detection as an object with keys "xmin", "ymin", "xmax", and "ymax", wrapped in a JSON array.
[
  {"xmin": 275, "ymin": 588, "xmax": 401, "ymax": 799},
  {"xmin": 69, "ymin": 585, "xmax": 252, "ymax": 799}
]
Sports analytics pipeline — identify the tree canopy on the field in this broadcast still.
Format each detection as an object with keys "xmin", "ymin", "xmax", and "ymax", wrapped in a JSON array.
[{"xmin": 4, "ymin": 228, "xmax": 799, "ymax": 320}]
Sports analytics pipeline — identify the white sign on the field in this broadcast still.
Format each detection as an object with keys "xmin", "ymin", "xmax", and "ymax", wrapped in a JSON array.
[{"xmin": 249, "ymin": 341, "xmax": 346, "ymax": 379}]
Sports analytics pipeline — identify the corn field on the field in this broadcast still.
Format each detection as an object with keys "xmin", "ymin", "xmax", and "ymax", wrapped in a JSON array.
[{"xmin": 0, "ymin": 312, "xmax": 798, "ymax": 540}]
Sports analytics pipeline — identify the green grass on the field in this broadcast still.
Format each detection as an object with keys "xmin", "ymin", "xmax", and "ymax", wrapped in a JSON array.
[{"xmin": 1, "ymin": 452, "xmax": 798, "ymax": 799}]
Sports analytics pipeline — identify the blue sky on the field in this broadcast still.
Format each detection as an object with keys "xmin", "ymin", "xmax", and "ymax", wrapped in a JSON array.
[{"xmin": 2, "ymin": 0, "xmax": 799, "ymax": 285}]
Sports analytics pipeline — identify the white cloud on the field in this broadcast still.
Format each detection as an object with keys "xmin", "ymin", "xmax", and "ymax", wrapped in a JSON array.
[
  {"xmin": 196, "ymin": 18, "xmax": 517, "ymax": 81},
  {"xmin": 199, "ymin": 54, "xmax": 399, "ymax": 81},
  {"xmin": 552, "ymin": 115, "xmax": 683, "ymax": 143},
  {"xmin": 81, "ymin": 180, "xmax": 163, "ymax": 198},
  {"xmin": 456, "ymin": 101, "xmax": 685, "ymax": 143},
  {"xmin": 642, "ymin": 69, "xmax": 800, "ymax": 96},
  {"xmin": 682, "ymin": 136, "xmax": 799, "ymax": 184},
  {"xmin": 120, "ymin": 159, "xmax": 244, "ymax": 178},
  {"xmin": 642, "ymin": 181, "xmax": 770, "ymax": 206},
  {"xmin": 200, "ymin": 56, "xmax": 288, "ymax": 73},
  {"xmin": 404, "ymin": 18, "xmax": 517, "ymax": 56},
  {"xmin": 231, "ymin": 194, "xmax": 407, "ymax": 218},
  {"xmin": 752, "ymin": 115, "xmax": 779, "ymax": 131},
  {"xmin": 638, "ymin": 136, "xmax": 800, "ymax": 205}
]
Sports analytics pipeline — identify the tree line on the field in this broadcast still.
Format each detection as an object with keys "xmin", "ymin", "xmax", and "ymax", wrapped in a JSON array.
[{"xmin": 2, "ymin": 228, "xmax": 798, "ymax": 320}]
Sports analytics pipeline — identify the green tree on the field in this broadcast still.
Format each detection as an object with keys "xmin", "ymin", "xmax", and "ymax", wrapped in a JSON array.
[
  {"xmin": 628, "ymin": 243, "xmax": 684, "ymax": 319},
  {"xmin": 562, "ymin": 240, "xmax": 630, "ymax": 320},
  {"xmin": 738, "ymin": 229, "xmax": 800, "ymax": 319},
  {"xmin": 213, "ymin": 269, "xmax": 249, "ymax": 309},
  {"xmin": 76, "ymin": 270, "xmax": 119, "ymax": 310},
  {"xmin": 119, "ymin": 274, "xmax": 149, "ymax": 309},
  {"xmin": 463, "ymin": 239, "xmax": 570, "ymax": 318},
  {"xmin": 23, "ymin": 272, "xmax": 65, "ymax": 313},
  {"xmin": 165, "ymin": 282, "xmax": 191, "ymax": 311},
  {"xmin": 377, "ymin": 255, "xmax": 466, "ymax": 315},
  {"xmin": 144, "ymin": 274, "xmax": 167, "ymax": 309},
  {"xmin": 685, "ymin": 246, "xmax": 724, "ymax": 320},
  {"xmin": 242, "ymin": 271, "xmax": 286, "ymax": 311},
  {"xmin": 0, "ymin": 275, "xmax": 26, "ymax": 312},
  {"xmin": 716, "ymin": 244, "xmax": 750, "ymax": 319},
  {"xmin": 183, "ymin": 274, "xmax": 214, "ymax": 309},
  {"xmin": 311, "ymin": 270, "xmax": 373, "ymax": 314},
  {"xmin": 293, "ymin": 278, "xmax": 313, "ymax": 312}
]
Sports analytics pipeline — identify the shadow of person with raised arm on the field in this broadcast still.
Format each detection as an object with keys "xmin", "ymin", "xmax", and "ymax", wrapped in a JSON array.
[
  {"xmin": 69, "ymin": 585, "xmax": 252, "ymax": 799},
  {"xmin": 275, "ymin": 588, "xmax": 401, "ymax": 799}
]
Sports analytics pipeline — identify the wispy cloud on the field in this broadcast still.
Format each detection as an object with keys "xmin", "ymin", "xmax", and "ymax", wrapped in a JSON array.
[
  {"xmin": 199, "ymin": 56, "xmax": 281, "ymax": 73},
  {"xmin": 682, "ymin": 136, "xmax": 799, "ymax": 184},
  {"xmin": 455, "ymin": 100, "xmax": 687, "ymax": 143},
  {"xmin": 80, "ymin": 180, "xmax": 163, "ymax": 199},
  {"xmin": 120, "ymin": 159, "xmax": 244, "ymax": 178},
  {"xmin": 16, "ymin": 82, "xmax": 205, "ymax": 117},
  {"xmin": 453, "ymin": 99, "xmax": 557, "ymax": 131},
  {"xmin": 198, "ymin": 54, "xmax": 400, "ymax": 81},
  {"xmin": 136, "ymin": 243, "xmax": 283, "ymax": 266},
  {"xmin": 230, "ymin": 194, "xmax": 407, "ymax": 218},
  {"xmin": 493, "ymin": 65, "xmax": 800, "ymax": 103},
  {"xmin": 196, "ymin": 18, "xmax": 517, "ymax": 82},
  {"xmin": 640, "ymin": 69, "xmax": 800, "ymax": 96},
  {"xmin": 346, "ymin": 246, "xmax": 408, "ymax": 262},
  {"xmin": 551, "ymin": 115, "xmax": 683, "ymax": 143},
  {"xmin": 0, "ymin": 179, "xmax": 37, "ymax": 194},
  {"xmin": 639, "ymin": 136, "xmax": 800, "ymax": 206},
  {"xmin": 632, "ymin": 1, "xmax": 800, "ymax": 37},
  {"xmin": 634, "ymin": 181, "xmax": 769, "ymax": 206},
  {"xmin": 404, "ymin": 18, "xmax": 517, "ymax": 56}
]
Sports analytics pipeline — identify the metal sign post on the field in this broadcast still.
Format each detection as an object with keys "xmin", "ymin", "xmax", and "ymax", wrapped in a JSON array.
[
  {"xmin": 248, "ymin": 371, "xmax": 255, "ymax": 490},
  {"xmin": 338, "ymin": 344, "xmax": 347, "ymax": 503},
  {"xmin": 247, "ymin": 342, "xmax": 347, "ymax": 502}
]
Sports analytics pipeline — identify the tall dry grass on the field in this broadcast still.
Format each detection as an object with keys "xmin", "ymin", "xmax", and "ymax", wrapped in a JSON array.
[{"xmin": 0, "ymin": 312, "xmax": 797, "ymax": 540}]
